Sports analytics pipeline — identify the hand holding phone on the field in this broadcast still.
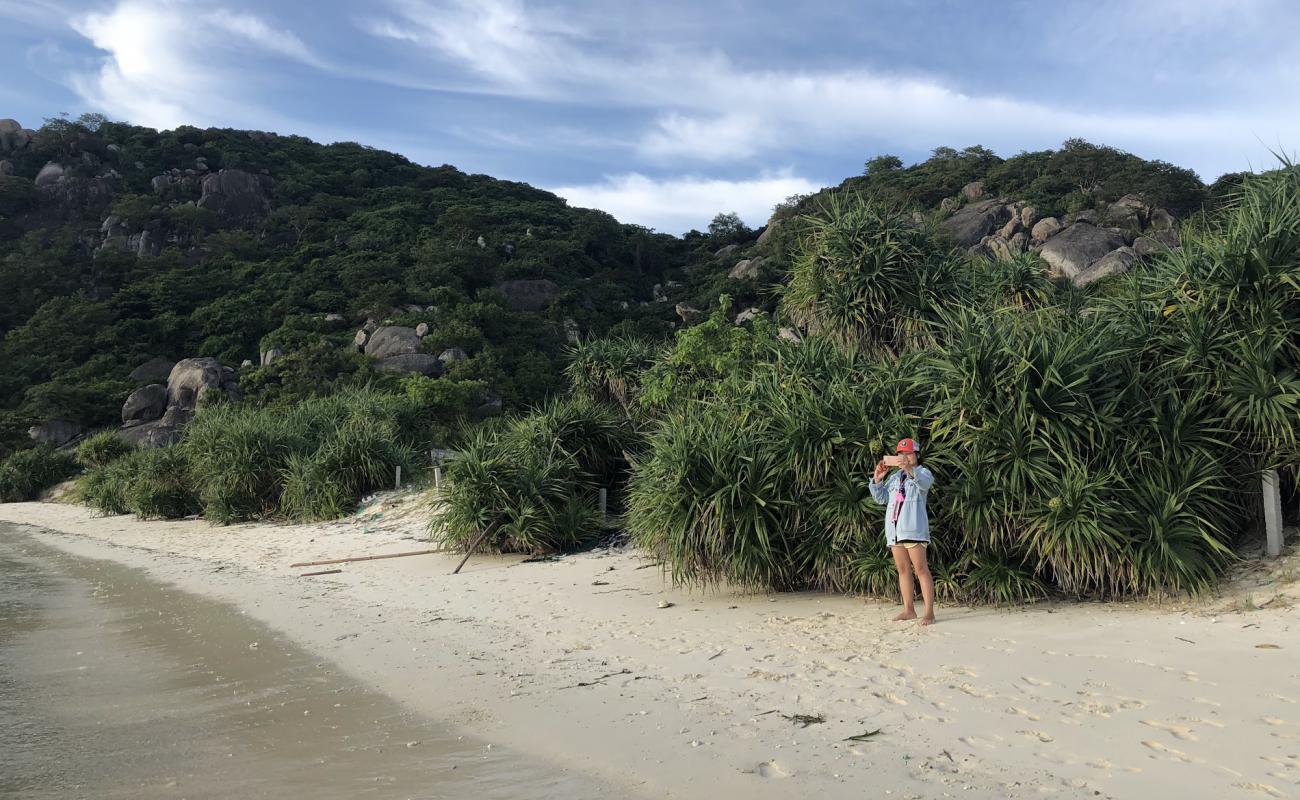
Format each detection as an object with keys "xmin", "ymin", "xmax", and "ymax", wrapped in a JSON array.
[{"xmin": 882, "ymin": 455, "xmax": 903, "ymax": 467}]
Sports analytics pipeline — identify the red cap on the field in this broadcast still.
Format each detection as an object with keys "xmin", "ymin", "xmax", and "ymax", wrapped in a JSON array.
[{"xmin": 896, "ymin": 438, "xmax": 920, "ymax": 453}]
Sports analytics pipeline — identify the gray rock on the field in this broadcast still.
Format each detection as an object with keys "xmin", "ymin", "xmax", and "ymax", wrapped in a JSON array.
[
  {"xmin": 323, "ymin": 312, "xmax": 345, "ymax": 323},
  {"xmin": 1030, "ymin": 217, "xmax": 1063, "ymax": 242},
  {"xmin": 1039, "ymin": 224, "xmax": 1129, "ymax": 283},
  {"xmin": 778, "ymin": 326, "xmax": 802, "ymax": 342},
  {"xmin": 116, "ymin": 418, "xmax": 185, "ymax": 448},
  {"xmin": 939, "ymin": 197, "xmax": 960, "ymax": 214},
  {"xmin": 728, "ymin": 258, "xmax": 762, "ymax": 280},
  {"xmin": 941, "ymin": 199, "xmax": 1011, "ymax": 248},
  {"xmin": 34, "ymin": 163, "xmax": 65, "ymax": 187},
  {"xmin": 675, "ymin": 304, "xmax": 702, "ymax": 324},
  {"xmin": 987, "ymin": 234, "xmax": 1027, "ymax": 261},
  {"xmin": 240, "ymin": 359, "xmax": 254, "ymax": 368},
  {"xmin": 260, "ymin": 348, "xmax": 283, "ymax": 367},
  {"xmin": 734, "ymin": 307, "xmax": 764, "ymax": 325},
  {"xmin": 1133, "ymin": 229, "xmax": 1181, "ymax": 257},
  {"xmin": 563, "ymin": 317, "xmax": 580, "ymax": 345},
  {"xmin": 1020, "ymin": 206, "xmax": 1040, "ymax": 228},
  {"xmin": 1102, "ymin": 194, "xmax": 1149, "ymax": 230},
  {"xmin": 166, "ymin": 357, "xmax": 237, "ymax": 413},
  {"xmin": 353, "ymin": 329, "xmax": 369, "ymax": 350},
  {"xmin": 756, "ymin": 219, "xmax": 782, "ymax": 246},
  {"xmin": 151, "ymin": 175, "xmax": 174, "ymax": 194},
  {"xmin": 1077, "ymin": 246, "xmax": 1137, "ymax": 286},
  {"xmin": 28, "ymin": 419, "xmax": 82, "ymax": 446},
  {"xmin": 1010, "ymin": 232, "xmax": 1029, "ymax": 254},
  {"xmin": 377, "ymin": 353, "xmax": 443, "ymax": 376},
  {"xmin": 0, "ymin": 119, "xmax": 32, "ymax": 152},
  {"xmin": 415, "ymin": 322, "xmax": 429, "ymax": 338},
  {"xmin": 476, "ymin": 235, "xmax": 487, "ymax": 248},
  {"xmin": 364, "ymin": 326, "xmax": 421, "ymax": 359},
  {"xmin": 473, "ymin": 395, "xmax": 504, "ymax": 419},
  {"xmin": 961, "ymin": 181, "xmax": 985, "ymax": 201},
  {"xmin": 1148, "ymin": 208, "xmax": 1175, "ymax": 231},
  {"xmin": 438, "ymin": 347, "xmax": 469, "ymax": 363},
  {"xmin": 1071, "ymin": 209, "xmax": 1099, "ymax": 225},
  {"xmin": 121, "ymin": 384, "xmax": 168, "ymax": 426},
  {"xmin": 0, "ymin": 160, "xmax": 12, "ymax": 176},
  {"xmin": 494, "ymin": 279, "xmax": 560, "ymax": 313},
  {"xmin": 998, "ymin": 217, "xmax": 1023, "ymax": 239},
  {"xmin": 197, "ymin": 169, "xmax": 273, "ymax": 226},
  {"xmin": 714, "ymin": 243, "xmax": 738, "ymax": 258},
  {"xmin": 129, "ymin": 358, "xmax": 176, "ymax": 385},
  {"xmin": 135, "ymin": 228, "xmax": 160, "ymax": 257}
]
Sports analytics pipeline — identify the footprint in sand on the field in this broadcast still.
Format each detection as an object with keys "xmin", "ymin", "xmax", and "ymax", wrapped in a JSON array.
[
  {"xmin": 1007, "ymin": 706, "xmax": 1042, "ymax": 721},
  {"xmin": 1235, "ymin": 782, "xmax": 1285, "ymax": 798},
  {"xmin": 955, "ymin": 682, "xmax": 995, "ymax": 698},
  {"xmin": 1022, "ymin": 676, "xmax": 1053, "ymax": 687},
  {"xmin": 1018, "ymin": 729, "xmax": 1055, "ymax": 743},
  {"xmin": 1271, "ymin": 694, "xmax": 1297, "ymax": 705},
  {"xmin": 752, "ymin": 761, "xmax": 790, "ymax": 778},
  {"xmin": 1141, "ymin": 740, "xmax": 1192, "ymax": 763},
  {"xmin": 1141, "ymin": 719, "xmax": 1199, "ymax": 741},
  {"xmin": 1262, "ymin": 716, "xmax": 1287, "ymax": 726},
  {"xmin": 958, "ymin": 735, "xmax": 1000, "ymax": 749},
  {"xmin": 872, "ymin": 691, "xmax": 908, "ymax": 706},
  {"xmin": 1192, "ymin": 696, "xmax": 1223, "ymax": 708}
]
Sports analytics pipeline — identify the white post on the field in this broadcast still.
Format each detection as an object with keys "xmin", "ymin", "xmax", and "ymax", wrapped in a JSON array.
[
  {"xmin": 395, "ymin": 465, "xmax": 402, "ymax": 491},
  {"xmin": 434, "ymin": 466, "xmax": 443, "ymax": 490},
  {"xmin": 598, "ymin": 488, "xmax": 607, "ymax": 524},
  {"xmin": 1263, "ymin": 469, "xmax": 1283, "ymax": 558}
]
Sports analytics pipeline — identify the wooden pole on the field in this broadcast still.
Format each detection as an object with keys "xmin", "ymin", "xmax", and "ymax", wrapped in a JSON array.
[
  {"xmin": 299, "ymin": 568, "xmax": 344, "ymax": 577},
  {"xmin": 598, "ymin": 487, "xmax": 607, "ymax": 524},
  {"xmin": 434, "ymin": 466, "xmax": 443, "ymax": 489},
  {"xmin": 1263, "ymin": 469, "xmax": 1283, "ymax": 558},
  {"xmin": 289, "ymin": 548, "xmax": 447, "ymax": 568},
  {"xmin": 453, "ymin": 520, "xmax": 502, "ymax": 575},
  {"xmin": 395, "ymin": 465, "xmax": 402, "ymax": 490}
]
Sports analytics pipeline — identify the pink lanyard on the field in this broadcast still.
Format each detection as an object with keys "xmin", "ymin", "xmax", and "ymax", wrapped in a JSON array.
[{"xmin": 891, "ymin": 478, "xmax": 907, "ymax": 524}]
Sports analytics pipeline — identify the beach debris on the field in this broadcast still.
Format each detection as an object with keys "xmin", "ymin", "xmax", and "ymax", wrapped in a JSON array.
[
  {"xmin": 248, "ymin": 642, "xmax": 259, "ymax": 649},
  {"xmin": 291, "ymin": 547, "xmax": 450, "ymax": 568},
  {"xmin": 591, "ymin": 580, "xmax": 610, "ymax": 586},
  {"xmin": 453, "ymin": 520, "xmax": 504, "ymax": 574},
  {"xmin": 657, "ymin": 600, "xmax": 673, "ymax": 609},
  {"xmin": 300, "ymin": 568, "xmax": 344, "ymax": 577},
  {"xmin": 1175, "ymin": 637, "xmax": 1196, "ymax": 644},
  {"xmin": 707, "ymin": 649, "xmax": 725, "ymax": 661},
  {"xmin": 1255, "ymin": 643, "xmax": 1282, "ymax": 649},
  {"xmin": 782, "ymin": 713, "xmax": 825, "ymax": 728},
  {"xmin": 843, "ymin": 729, "xmax": 882, "ymax": 742},
  {"xmin": 560, "ymin": 668, "xmax": 632, "ymax": 689}
]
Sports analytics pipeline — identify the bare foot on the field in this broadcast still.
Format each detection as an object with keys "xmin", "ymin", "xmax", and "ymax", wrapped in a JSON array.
[
  {"xmin": 893, "ymin": 610, "xmax": 917, "ymax": 621},
  {"xmin": 920, "ymin": 614, "xmax": 936, "ymax": 626}
]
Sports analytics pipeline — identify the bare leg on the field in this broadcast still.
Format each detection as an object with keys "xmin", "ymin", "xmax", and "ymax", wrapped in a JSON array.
[
  {"xmin": 907, "ymin": 546, "xmax": 936, "ymax": 625},
  {"xmin": 890, "ymin": 546, "xmax": 916, "ymax": 621}
]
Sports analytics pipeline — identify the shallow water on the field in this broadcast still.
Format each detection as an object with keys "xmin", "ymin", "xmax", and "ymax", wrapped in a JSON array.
[{"xmin": 0, "ymin": 525, "xmax": 609, "ymax": 799}]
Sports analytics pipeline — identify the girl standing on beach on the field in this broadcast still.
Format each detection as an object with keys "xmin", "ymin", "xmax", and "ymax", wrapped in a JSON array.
[{"xmin": 869, "ymin": 438, "xmax": 936, "ymax": 625}]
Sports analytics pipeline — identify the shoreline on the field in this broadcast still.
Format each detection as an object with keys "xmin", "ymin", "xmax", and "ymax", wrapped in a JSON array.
[{"xmin": 1, "ymin": 498, "xmax": 1297, "ymax": 799}]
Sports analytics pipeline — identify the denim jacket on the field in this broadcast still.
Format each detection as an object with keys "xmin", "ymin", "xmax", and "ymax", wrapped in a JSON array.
[{"xmin": 869, "ymin": 466, "xmax": 934, "ymax": 544}]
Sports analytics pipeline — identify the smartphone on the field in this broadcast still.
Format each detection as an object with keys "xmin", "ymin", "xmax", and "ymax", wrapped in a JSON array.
[{"xmin": 882, "ymin": 455, "xmax": 903, "ymax": 467}]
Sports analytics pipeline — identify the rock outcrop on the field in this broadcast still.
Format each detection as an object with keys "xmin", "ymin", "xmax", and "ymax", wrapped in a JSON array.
[
  {"xmin": 129, "ymin": 358, "xmax": 176, "ymax": 385},
  {"xmin": 376, "ymin": 353, "xmax": 443, "ymax": 376},
  {"xmin": 119, "ymin": 357, "xmax": 239, "ymax": 447},
  {"xmin": 28, "ymin": 420, "xmax": 82, "ymax": 447},
  {"xmin": 0, "ymin": 119, "xmax": 34, "ymax": 153},
  {"xmin": 728, "ymin": 257, "xmax": 762, "ymax": 280},
  {"xmin": 941, "ymin": 199, "xmax": 1011, "ymax": 248},
  {"xmin": 364, "ymin": 326, "xmax": 421, "ymax": 359},
  {"xmin": 1038, "ymin": 223, "xmax": 1128, "ymax": 283},
  {"xmin": 196, "ymin": 169, "xmax": 273, "ymax": 227},
  {"xmin": 121, "ymin": 384, "xmax": 168, "ymax": 426}
]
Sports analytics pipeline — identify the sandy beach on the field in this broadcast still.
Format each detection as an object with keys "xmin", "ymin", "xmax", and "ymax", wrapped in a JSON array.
[{"xmin": 2, "ymin": 493, "xmax": 1298, "ymax": 799}]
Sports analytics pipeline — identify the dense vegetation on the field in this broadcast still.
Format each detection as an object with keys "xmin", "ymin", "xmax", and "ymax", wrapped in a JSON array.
[
  {"xmin": 4, "ymin": 114, "xmax": 1295, "ymax": 602},
  {"xmin": 441, "ymin": 166, "xmax": 1299, "ymax": 600}
]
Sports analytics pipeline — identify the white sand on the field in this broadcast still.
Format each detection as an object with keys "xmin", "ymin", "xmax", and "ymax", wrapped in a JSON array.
[{"xmin": 2, "ymin": 494, "xmax": 1298, "ymax": 799}]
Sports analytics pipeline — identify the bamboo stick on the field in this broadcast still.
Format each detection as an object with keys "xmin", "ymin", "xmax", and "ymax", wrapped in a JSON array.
[{"xmin": 289, "ymin": 548, "xmax": 448, "ymax": 568}]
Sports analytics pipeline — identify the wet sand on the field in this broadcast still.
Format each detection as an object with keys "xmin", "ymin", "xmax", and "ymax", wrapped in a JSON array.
[{"xmin": 0, "ymin": 531, "xmax": 618, "ymax": 799}]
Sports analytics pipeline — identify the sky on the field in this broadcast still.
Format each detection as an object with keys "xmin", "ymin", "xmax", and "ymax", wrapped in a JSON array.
[{"xmin": 1, "ymin": 0, "xmax": 1298, "ymax": 234}]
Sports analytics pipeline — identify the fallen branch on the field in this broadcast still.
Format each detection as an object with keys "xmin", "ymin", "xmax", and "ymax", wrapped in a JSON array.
[
  {"xmin": 782, "ymin": 713, "xmax": 825, "ymax": 728},
  {"xmin": 559, "ymin": 668, "xmax": 632, "ymax": 689},
  {"xmin": 299, "ymin": 568, "xmax": 344, "ymax": 577},
  {"xmin": 843, "ymin": 728, "xmax": 882, "ymax": 742},
  {"xmin": 452, "ymin": 520, "xmax": 503, "ymax": 575},
  {"xmin": 290, "ymin": 548, "xmax": 447, "ymax": 568}
]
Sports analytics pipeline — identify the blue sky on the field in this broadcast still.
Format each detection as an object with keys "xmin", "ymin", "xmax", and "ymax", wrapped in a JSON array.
[{"xmin": 1, "ymin": 0, "xmax": 1298, "ymax": 233}]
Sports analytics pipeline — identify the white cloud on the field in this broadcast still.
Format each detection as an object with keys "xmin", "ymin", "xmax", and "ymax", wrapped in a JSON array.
[
  {"xmin": 550, "ymin": 170, "xmax": 820, "ymax": 234},
  {"xmin": 67, "ymin": 0, "xmax": 324, "ymax": 130},
  {"xmin": 364, "ymin": 0, "xmax": 1300, "ymax": 178}
]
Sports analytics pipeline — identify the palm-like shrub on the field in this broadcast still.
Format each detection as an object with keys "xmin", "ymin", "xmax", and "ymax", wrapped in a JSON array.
[
  {"xmin": 565, "ymin": 337, "xmax": 659, "ymax": 411},
  {"xmin": 0, "ymin": 445, "xmax": 79, "ymax": 502},
  {"xmin": 76, "ymin": 431, "xmax": 135, "ymax": 468},
  {"xmin": 80, "ymin": 446, "xmax": 198, "ymax": 519},
  {"xmin": 782, "ymin": 194, "xmax": 965, "ymax": 354},
  {"xmin": 279, "ymin": 417, "xmax": 417, "ymax": 521},
  {"xmin": 434, "ymin": 396, "xmax": 634, "ymax": 554}
]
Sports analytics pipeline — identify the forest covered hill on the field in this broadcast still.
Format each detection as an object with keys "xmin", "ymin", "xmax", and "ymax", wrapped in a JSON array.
[{"xmin": 0, "ymin": 114, "xmax": 1247, "ymax": 458}]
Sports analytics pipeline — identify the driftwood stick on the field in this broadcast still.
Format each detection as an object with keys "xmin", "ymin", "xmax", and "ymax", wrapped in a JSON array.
[
  {"xmin": 299, "ymin": 568, "xmax": 344, "ymax": 577},
  {"xmin": 452, "ymin": 520, "xmax": 503, "ymax": 575},
  {"xmin": 290, "ymin": 548, "xmax": 448, "ymax": 568}
]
